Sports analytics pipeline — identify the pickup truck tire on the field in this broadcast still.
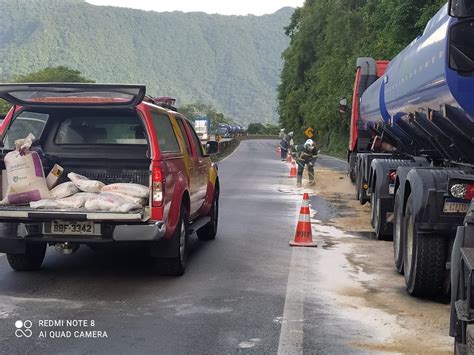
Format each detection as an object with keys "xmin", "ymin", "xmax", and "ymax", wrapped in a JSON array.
[
  {"xmin": 156, "ymin": 205, "xmax": 189, "ymax": 276},
  {"xmin": 403, "ymin": 195, "xmax": 447, "ymax": 297},
  {"xmin": 6, "ymin": 242, "xmax": 47, "ymax": 271},
  {"xmin": 197, "ymin": 190, "xmax": 219, "ymax": 241},
  {"xmin": 393, "ymin": 189, "xmax": 404, "ymax": 274}
]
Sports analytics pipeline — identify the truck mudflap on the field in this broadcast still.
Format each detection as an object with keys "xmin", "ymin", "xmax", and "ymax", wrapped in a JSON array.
[{"xmin": 0, "ymin": 206, "xmax": 150, "ymax": 222}]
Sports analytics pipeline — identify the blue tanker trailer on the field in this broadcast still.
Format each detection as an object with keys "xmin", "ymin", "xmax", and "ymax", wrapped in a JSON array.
[
  {"xmin": 342, "ymin": 1, "xmax": 474, "ymax": 351},
  {"xmin": 344, "ymin": 0, "xmax": 474, "ymax": 298}
]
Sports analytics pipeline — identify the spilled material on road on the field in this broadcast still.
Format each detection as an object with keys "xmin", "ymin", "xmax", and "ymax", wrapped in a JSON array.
[{"xmin": 279, "ymin": 165, "xmax": 451, "ymax": 354}]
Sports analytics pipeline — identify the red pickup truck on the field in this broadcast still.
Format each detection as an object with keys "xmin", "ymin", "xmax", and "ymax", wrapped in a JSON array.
[{"xmin": 0, "ymin": 83, "xmax": 220, "ymax": 276}]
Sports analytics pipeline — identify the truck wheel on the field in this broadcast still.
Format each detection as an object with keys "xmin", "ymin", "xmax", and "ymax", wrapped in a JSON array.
[
  {"xmin": 373, "ymin": 190, "xmax": 392, "ymax": 241},
  {"xmin": 6, "ymin": 242, "xmax": 47, "ymax": 271},
  {"xmin": 156, "ymin": 206, "xmax": 189, "ymax": 276},
  {"xmin": 355, "ymin": 172, "xmax": 362, "ymax": 201},
  {"xmin": 403, "ymin": 195, "xmax": 447, "ymax": 297},
  {"xmin": 197, "ymin": 190, "xmax": 219, "ymax": 241},
  {"xmin": 393, "ymin": 189, "xmax": 404, "ymax": 274},
  {"xmin": 349, "ymin": 169, "xmax": 356, "ymax": 183},
  {"xmin": 370, "ymin": 192, "xmax": 376, "ymax": 227}
]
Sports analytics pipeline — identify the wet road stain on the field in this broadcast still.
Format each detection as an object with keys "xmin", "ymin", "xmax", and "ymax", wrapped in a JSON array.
[
  {"xmin": 321, "ymin": 240, "xmax": 338, "ymax": 250},
  {"xmin": 346, "ymin": 231, "xmax": 377, "ymax": 240}
]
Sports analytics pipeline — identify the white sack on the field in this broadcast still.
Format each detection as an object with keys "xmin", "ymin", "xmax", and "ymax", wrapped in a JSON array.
[
  {"xmin": 106, "ymin": 191, "xmax": 146, "ymax": 205},
  {"xmin": 3, "ymin": 134, "xmax": 51, "ymax": 204},
  {"xmin": 84, "ymin": 193, "xmax": 141, "ymax": 212},
  {"xmin": 50, "ymin": 182, "xmax": 79, "ymax": 199},
  {"xmin": 57, "ymin": 192, "xmax": 98, "ymax": 209},
  {"xmin": 30, "ymin": 199, "xmax": 61, "ymax": 209},
  {"xmin": 68, "ymin": 172, "xmax": 105, "ymax": 193},
  {"xmin": 101, "ymin": 183, "xmax": 149, "ymax": 198}
]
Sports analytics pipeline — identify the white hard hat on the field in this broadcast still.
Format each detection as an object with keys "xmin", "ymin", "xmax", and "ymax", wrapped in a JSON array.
[{"xmin": 304, "ymin": 139, "xmax": 314, "ymax": 148}]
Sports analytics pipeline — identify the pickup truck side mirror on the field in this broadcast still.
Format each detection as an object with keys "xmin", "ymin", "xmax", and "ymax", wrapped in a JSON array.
[{"xmin": 205, "ymin": 141, "xmax": 219, "ymax": 155}]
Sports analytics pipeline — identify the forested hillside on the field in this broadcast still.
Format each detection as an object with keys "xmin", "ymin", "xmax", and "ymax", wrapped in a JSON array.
[
  {"xmin": 0, "ymin": 0, "xmax": 292, "ymax": 124},
  {"xmin": 278, "ymin": 0, "xmax": 446, "ymax": 155}
]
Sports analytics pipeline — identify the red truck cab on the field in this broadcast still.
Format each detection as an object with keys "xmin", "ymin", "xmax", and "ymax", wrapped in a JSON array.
[{"xmin": 0, "ymin": 83, "xmax": 220, "ymax": 276}]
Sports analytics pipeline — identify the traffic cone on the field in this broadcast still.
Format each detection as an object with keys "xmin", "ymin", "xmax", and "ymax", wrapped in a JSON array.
[
  {"xmin": 286, "ymin": 154, "xmax": 292, "ymax": 163},
  {"xmin": 277, "ymin": 146, "xmax": 281, "ymax": 157},
  {"xmin": 289, "ymin": 161, "xmax": 297, "ymax": 178},
  {"xmin": 290, "ymin": 193, "xmax": 317, "ymax": 247}
]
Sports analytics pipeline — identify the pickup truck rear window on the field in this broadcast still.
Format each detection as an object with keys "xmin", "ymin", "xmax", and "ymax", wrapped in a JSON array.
[{"xmin": 55, "ymin": 116, "xmax": 147, "ymax": 145}]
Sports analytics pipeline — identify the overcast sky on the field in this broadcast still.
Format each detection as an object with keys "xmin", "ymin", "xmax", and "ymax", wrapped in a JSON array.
[{"xmin": 85, "ymin": 0, "xmax": 305, "ymax": 16}]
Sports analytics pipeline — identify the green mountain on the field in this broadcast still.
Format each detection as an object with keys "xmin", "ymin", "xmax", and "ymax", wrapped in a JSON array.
[{"xmin": 0, "ymin": 0, "xmax": 293, "ymax": 125}]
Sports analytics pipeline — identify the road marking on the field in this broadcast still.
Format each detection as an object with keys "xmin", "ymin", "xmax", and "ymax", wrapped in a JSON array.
[
  {"xmin": 0, "ymin": 253, "xmax": 4, "ymax": 258},
  {"xmin": 278, "ymin": 248, "xmax": 310, "ymax": 355}
]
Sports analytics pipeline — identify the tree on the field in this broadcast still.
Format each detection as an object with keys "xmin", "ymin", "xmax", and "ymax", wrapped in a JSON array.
[
  {"xmin": 0, "ymin": 67, "xmax": 94, "ymax": 114},
  {"xmin": 278, "ymin": 0, "xmax": 445, "ymax": 155},
  {"xmin": 247, "ymin": 123, "xmax": 266, "ymax": 134},
  {"xmin": 14, "ymin": 66, "xmax": 94, "ymax": 83}
]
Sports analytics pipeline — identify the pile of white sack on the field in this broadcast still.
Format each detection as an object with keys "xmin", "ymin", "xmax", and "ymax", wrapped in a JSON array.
[
  {"xmin": 30, "ymin": 174, "xmax": 149, "ymax": 213},
  {"xmin": 0, "ymin": 134, "xmax": 148, "ymax": 213}
]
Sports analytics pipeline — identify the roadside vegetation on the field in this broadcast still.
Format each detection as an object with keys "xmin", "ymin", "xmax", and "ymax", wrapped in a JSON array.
[
  {"xmin": 278, "ymin": 0, "xmax": 445, "ymax": 156},
  {"xmin": 0, "ymin": 66, "xmax": 93, "ymax": 115}
]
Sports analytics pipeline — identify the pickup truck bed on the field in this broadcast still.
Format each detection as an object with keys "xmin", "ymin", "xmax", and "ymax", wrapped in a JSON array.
[{"xmin": 0, "ymin": 205, "xmax": 149, "ymax": 222}]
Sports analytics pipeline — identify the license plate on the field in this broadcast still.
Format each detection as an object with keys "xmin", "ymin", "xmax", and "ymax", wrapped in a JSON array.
[
  {"xmin": 443, "ymin": 200, "xmax": 470, "ymax": 214},
  {"xmin": 389, "ymin": 184, "xmax": 395, "ymax": 195},
  {"xmin": 44, "ymin": 221, "xmax": 98, "ymax": 235}
]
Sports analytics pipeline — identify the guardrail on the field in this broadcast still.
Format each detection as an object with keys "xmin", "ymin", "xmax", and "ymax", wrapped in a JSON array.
[{"xmin": 217, "ymin": 138, "xmax": 235, "ymax": 153}]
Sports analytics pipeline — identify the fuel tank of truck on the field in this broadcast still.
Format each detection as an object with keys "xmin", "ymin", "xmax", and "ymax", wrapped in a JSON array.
[{"xmin": 359, "ymin": 4, "xmax": 474, "ymax": 128}]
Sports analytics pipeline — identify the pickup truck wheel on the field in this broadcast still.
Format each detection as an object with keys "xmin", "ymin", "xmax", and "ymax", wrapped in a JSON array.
[
  {"xmin": 156, "ymin": 206, "xmax": 189, "ymax": 276},
  {"xmin": 197, "ymin": 190, "xmax": 219, "ymax": 241},
  {"xmin": 403, "ymin": 195, "xmax": 447, "ymax": 297},
  {"xmin": 6, "ymin": 242, "xmax": 47, "ymax": 271},
  {"xmin": 393, "ymin": 189, "xmax": 404, "ymax": 274}
]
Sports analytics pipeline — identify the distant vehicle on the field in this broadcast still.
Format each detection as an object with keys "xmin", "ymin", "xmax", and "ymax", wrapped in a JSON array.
[
  {"xmin": 194, "ymin": 116, "xmax": 211, "ymax": 141},
  {"xmin": 216, "ymin": 123, "xmax": 231, "ymax": 139},
  {"xmin": 0, "ymin": 83, "xmax": 220, "ymax": 276}
]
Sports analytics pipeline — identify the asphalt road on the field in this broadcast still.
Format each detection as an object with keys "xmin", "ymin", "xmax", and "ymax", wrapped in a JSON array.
[{"xmin": 0, "ymin": 140, "xmax": 360, "ymax": 354}]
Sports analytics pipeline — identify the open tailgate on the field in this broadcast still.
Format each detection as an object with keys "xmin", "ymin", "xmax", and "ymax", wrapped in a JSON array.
[{"xmin": 0, "ymin": 205, "xmax": 150, "ymax": 222}]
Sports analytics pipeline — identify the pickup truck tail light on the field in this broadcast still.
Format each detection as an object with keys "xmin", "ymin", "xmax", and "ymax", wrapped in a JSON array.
[
  {"xmin": 450, "ymin": 183, "xmax": 474, "ymax": 200},
  {"xmin": 152, "ymin": 166, "xmax": 164, "ymax": 206}
]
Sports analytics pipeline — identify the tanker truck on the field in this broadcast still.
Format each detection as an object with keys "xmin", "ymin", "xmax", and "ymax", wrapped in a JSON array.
[{"xmin": 341, "ymin": 0, "xmax": 474, "ymax": 304}]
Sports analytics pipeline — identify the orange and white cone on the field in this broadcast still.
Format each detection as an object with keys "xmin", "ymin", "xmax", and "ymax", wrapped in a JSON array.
[
  {"xmin": 286, "ymin": 154, "xmax": 292, "ymax": 163},
  {"xmin": 289, "ymin": 161, "xmax": 297, "ymax": 178},
  {"xmin": 277, "ymin": 146, "xmax": 281, "ymax": 157},
  {"xmin": 290, "ymin": 193, "xmax": 317, "ymax": 247}
]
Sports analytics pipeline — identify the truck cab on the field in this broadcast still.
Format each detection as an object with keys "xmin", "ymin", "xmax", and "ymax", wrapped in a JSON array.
[{"xmin": 0, "ymin": 83, "xmax": 220, "ymax": 276}]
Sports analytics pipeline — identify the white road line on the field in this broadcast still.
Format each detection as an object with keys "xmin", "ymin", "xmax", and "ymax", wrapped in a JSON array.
[{"xmin": 278, "ymin": 247, "xmax": 310, "ymax": 355}]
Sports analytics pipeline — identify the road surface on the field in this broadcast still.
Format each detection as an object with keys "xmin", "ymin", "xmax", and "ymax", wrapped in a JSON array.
[{"xmin": 0, "ymin": 140, "xmax": 450, "ymax": 354}]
